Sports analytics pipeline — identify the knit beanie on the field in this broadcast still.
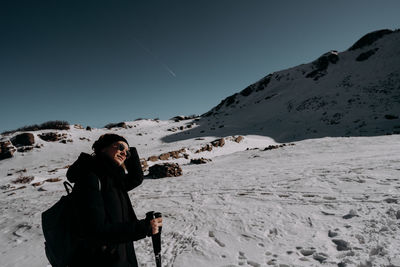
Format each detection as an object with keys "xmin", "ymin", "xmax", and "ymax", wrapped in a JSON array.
[{"xmin": 92, "ymin": 134, "xmax": 129, "ymax": 154}]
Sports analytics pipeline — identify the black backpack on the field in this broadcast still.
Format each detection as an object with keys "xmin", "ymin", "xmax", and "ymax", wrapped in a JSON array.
[{"xmin": 41, "ymin": 181, "xmax": 80, "ymax": 267}]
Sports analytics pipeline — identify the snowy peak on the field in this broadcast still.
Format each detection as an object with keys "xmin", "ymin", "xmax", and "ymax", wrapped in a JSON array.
[{"xmin": 163, "ymin": 29, "xmax": 400, "ymax": 143}]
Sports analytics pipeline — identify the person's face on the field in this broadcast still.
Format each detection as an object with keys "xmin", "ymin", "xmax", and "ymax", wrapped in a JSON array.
[{"xmin": 102, "ymin": 141, "xmax": 130, "ymax": 166}]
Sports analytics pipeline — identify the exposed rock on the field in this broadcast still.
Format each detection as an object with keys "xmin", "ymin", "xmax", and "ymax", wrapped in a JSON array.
[
  {"xmin": 15, "ymin": 168, "xmax": 27, "ymax": 173},
  {"xmin": 17, "ymin": 146, "xmax": 34, "ymax": 152},
  {"xmin": 234, "ymin": 136, "xmax": 244, "ymax": 143},
  {"xmin": 105, "ymin": 122, "xmax": 127, "ymax": 129},
  {"xmin": 11, "ymin": 133, "xmax": 35, "ymax": 147},
  {"xmin": 313, "ymin": 252, "xmax": 328, "ymax": 263},
  {"xmin": 195, "ymin": 144, "xmax": 213, "ymax": 153},
  {"xmin": 0, "ymin": 141, "xmax": 15, "ymax": 160},
  {"xmin": 12, "ymin": 176, "xmax": 34, "ymax": 184},
  {"xmin": 153, "ymin": 149, "xmax": 187, "ymax": 161},
  {"xmin": 263, "ymin": 145, "xmax": 281, "ymax": 151},
  {"xmin": 45, "ymin": 178, "xmax": 62, "ymax": 182},
  {"xmin": 140, "ymin": 158, "xmax": 148, "ymax": 171},
  {"xmin": 328, "ymin": 230, "xmax": 338, "ymax": 238},
  {"xmin": 32, "ymin": 181, "xmax": 45, "ymax": 187},
  {"xmin": 240, "ymin": 85, "xmax": 254, "ymax": 97},
  {"xmin": 148, "ymin": 156, "xmax": 159, "ymax": 162},
  {"xmin": 332, "ymin": 239, "xmax": 351, "ymax": 251},
  {"xmin": 74, "ymin": 124, "xmax": 83, "ymax": 129},
  {"xmin": 306, "ymin": 51, "xmax": 339, "ymax": 80},
  {"xmin": 169, "ymin": 149, "xmax": 184, "ymax": 159},
  {"xmin": 159, "ymin": 152, "xmax": 170, "ymax": 160},
  {"xmin": 38, "ymin": 132, "xmax": 68, "ymax": 142},
  {"xmin": 167, "ymin": 127, "xmax": 177, "ymax": 132},
  {"xmin": 211, "ymin": 138, "xmax": 225, "ymax": 147},
  {"xmin": 86, "ymin": 126, "xmax": 92, "ymax": 131},
  {"xmin": 148, "ymin": 163, "xmax": 182, "ymax": 178},
  {"xmin": 60, "ymin": 139, "xmax": 73, "ymax": 144},
  {"xmin": 356, "ymin": 48, "xmax": 379, "ymax": 61},
  {"xmin": 190, "ymin": 158, "xmax": 212, "ymax": 164},
  {"xmin": 205, "ymin": 93, "xmax": 238, "ymax": 116},
  {"xmin": 343, "ymin": 209, "xmax": 358, "ymax": 219},
  {"xmin": 170, "ymin": 115, "xmax": 198, "ymax": 122},
  {"xmin": 300, "ymin": 249, "xmax": 316, "ymax": 256}
]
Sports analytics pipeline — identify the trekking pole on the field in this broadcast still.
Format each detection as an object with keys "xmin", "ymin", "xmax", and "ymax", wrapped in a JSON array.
[{"xmin": 146, "ymin": 211, "xmax": 162, "ymax": 267}]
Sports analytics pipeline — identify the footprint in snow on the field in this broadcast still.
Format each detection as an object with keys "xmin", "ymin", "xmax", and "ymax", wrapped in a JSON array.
[
  {"xmin": 236, "ymin": 251, "xmax": 261, "ymax": 267},
  {"xmin": 208, "ymin": 231, "xmax": 225, "ymax": 247}
]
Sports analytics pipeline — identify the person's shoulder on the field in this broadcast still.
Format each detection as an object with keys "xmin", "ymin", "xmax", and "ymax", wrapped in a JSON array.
[{"xmin": 74, "ymin": 169, "xmax": 102, "ymax": 191}]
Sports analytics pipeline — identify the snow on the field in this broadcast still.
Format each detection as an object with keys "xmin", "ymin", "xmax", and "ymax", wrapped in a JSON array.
[
  {"xmin": 1, "ymin": 120, "xmax": 400, "ymax": 266},
  {"xmin": 1, "ymin": 29, "xmax": 400, "ymax": 266}
]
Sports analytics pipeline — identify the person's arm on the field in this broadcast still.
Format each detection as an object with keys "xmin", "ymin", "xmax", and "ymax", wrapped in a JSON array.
[
  {"xmin": 123, "ymin": 147, "xmax": 144, "ymax": 191},
  {"xmin": 75, "ymin": 172, "xmax": 150, "ymax": 244}
]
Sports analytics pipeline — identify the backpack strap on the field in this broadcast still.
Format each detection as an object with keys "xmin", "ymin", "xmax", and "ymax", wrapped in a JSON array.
[
  {"xmin": 63, "ymin": 181, "xmax": 73, "ymax": 195},
  {"xmin": 98, "ymin": 178, "xmax": 101, "ymax": 191}
]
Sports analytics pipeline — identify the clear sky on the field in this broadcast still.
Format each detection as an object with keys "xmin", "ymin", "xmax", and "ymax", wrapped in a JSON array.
[{"xmin": 1, "ymin": 0, "xmax": 399, "ymax": 132}]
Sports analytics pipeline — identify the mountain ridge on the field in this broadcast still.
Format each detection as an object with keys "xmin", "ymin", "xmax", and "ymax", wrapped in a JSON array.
[{"xmin": 163, "ymin": 29, "xmax": 400, "ymax": 143}]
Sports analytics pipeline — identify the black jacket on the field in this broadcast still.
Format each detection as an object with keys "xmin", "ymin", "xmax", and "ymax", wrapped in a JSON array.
[{"xmin": 66, "ymin": 147, "xmax": 149, "ymax": 267}]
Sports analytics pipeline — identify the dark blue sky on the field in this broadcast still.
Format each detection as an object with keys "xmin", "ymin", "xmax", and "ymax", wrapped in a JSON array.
[{"xmin": 1, "ymin": 0, "xmax": 399, "ymax": 132}]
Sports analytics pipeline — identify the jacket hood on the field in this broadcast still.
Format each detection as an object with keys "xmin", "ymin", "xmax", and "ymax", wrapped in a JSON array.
[{"xmin": 66, "ymin": 152, "xmax": 95, "ymax": 183}]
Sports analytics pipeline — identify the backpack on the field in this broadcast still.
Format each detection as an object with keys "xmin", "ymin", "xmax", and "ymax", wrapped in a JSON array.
[{"xmin": 41, "ymin": 181, "xmax": 80, "ymax": 267}]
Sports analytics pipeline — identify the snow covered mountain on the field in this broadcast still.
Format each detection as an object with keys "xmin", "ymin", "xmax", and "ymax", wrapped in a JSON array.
[{"xmin": 164, "ymin": 29, "xmax": 400, "ymax": 143}]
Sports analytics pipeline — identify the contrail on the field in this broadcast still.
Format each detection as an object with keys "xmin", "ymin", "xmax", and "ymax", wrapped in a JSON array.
[{"xmin": 134, "ymin": 38, "xmax": 176, "ymax": 77}]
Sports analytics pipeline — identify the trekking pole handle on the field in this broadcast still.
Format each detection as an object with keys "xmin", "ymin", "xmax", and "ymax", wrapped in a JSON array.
[
  {"xmin": 154, "ymin": 212, "xmax": 162, "ymax": 233},
  {"xmin": 146, "ymin": 211, "xmax": 163, "ymax": 234}
]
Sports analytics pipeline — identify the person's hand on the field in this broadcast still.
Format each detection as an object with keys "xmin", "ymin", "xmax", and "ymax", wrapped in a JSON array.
[{"xmin": 150, "ymin": 217, "xmax": 163, "ymax": 235}]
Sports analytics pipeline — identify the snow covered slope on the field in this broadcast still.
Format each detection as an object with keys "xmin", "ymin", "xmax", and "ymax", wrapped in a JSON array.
[
  {"xmin": 0, "ymin": 121, "xmax": 400, "ymax": 266},
  {"xmin": 164, "ymin": 29, "xmax": 400, "ymax": 143},
  {"xmin": 1, "ymin": 29, "xmax": 400, "ymax": 267}
]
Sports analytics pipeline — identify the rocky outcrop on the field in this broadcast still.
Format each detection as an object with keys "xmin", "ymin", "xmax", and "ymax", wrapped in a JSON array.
[
  {"xmin": 11, "ymin": 133, "xmax": 35, "ymax": 147},
  {"xmin": 211, "ymin": 138, "xmax": 225, "ymax": 147},
  {"xmin": 356, "ymin": 48, "xmax": 379, "ymax": 61},
  {"xmin": 195, "ymin": 144, "xmax": 213, "ymax": 153},
  {"xmin": 105, "ymin": 122, "xmax": 127, "ymax": 129},
  {"xmin": 147, "ymin": 148, "xmax": 187, "ymax": 161},
  {"xmin": 0, "ymin": 141, "xmax": 15, "ymax": 160},
  {"xmin": 306, "ymin": 51, "xmax": 339, "ymax": 80},
  {"xmin": 263, "ymin": 143, "xmax": 295, "ymax": 151},
  {"xmin": 12, "ymin": 176, "xmax": 34, "ymax": 184},
  {"xmin": 234, "ymin": 136, "xmax": 244, "ymax": 143},
  {"xmin": 170, "ymin": 115, "xmax": 198, "ymax": 122},
  {"xmin": 168, "ymin": 124, "xmax": 195, "ymax": 132},
  {"xmin": 159, "ymin": 153, "xmax": 171, "ymax": 160},
  {"xmin": 38, "ymin": 132, "xmax": 68, "ymax": 142},
  {"xmin": 148, "ymin": 156, "xmax": 158, "ymax": 162},
  {"xmin": 148, "ymin": 163, "xmax": 183, "ymax": 178},
  {"xmin": 190, "ymin": 158, "xmax": 212, "ymax": 164}
]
